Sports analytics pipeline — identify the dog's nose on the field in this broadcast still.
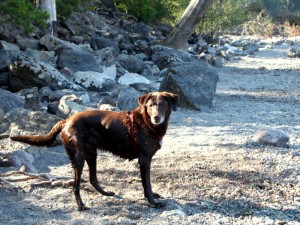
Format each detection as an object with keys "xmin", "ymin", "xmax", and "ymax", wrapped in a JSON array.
[{"xmin": 154, "ymin": 116, "xmax": 161, "ymax": 123}]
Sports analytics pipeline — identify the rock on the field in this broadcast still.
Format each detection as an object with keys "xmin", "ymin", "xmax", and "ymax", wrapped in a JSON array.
[
  {"xmin": 40, "ymin": 34, "xmax": 79, "ymax": 51},
  {"xmin": 159, "ymin": 61, "xmax": 219, "ymax": 111},
  {"xmin": 0, "ymin": 41, "xmax": 20, "ymax": 51},
  {"xmin": 56, "ymin": 47, "xmax": 101, "ymax": 72},
  {"xmin": 49, "ymin": 89, "xmax": 76, "ymax": 101},
  {"xmin": 0, "ymin": 49, "xmax": 19, "ymax": 71},
  {"xmin": 9, "ymin": 55, "xmax": 83, "ymax": 91},
  {"xmin": 252, "ymin": 128, "xmax": 289, "ymax": 147},
  {"xmin": 0, "ymin": 88, "xmax": 25, "ymax": 113},
  {"xmin": 15, "ymin": 36, "xmax": 41, "ymax": 50},
  {"xmin": 98, "ymin": 104, "xmax": 116, "ymax": 111},
  {"xmin": 117, "ymin": 54, "xmax": 144, "ymax": 73},
  {"xmin": 70, "ymin": 36, "xmax": 85, "ymax": 44},
  {"xmin": 57, "ymin": 95, "xmax": 95, "ymax": 118},
  {"xmin": 0, "ymin": 107, "xmax": 4, "ymax": 122},
  {"xmin": 243, "ymin": 43, "xmax": 259, "ymax": 53},
  {"xmin": 118, "ymin": 72, "xmax": 151, "ymax": 86},
  {"xmin": 8, "ymin": 150, "xmax": 36, "ymax": 172},
  {"xmin": 91, "ymin": 36, "xmax": 120, "ymax": 52},
  {"xmin": 288, "ymin": 47, "xmax": 300, "ymax": 58},
  {"xmin": 161, "ymin": 202, "xmax": 186, "ymax": 217},
  {"xmin": 116, "ymin": 86, "xmax": 141, "ymax": 110},
  {"xmin": 73, "ymin": 66, "xmax": 117, "ymax": 91},
  {"xmin": 39, "ymin": 86, "xmax": 53, "ymax": 101},
  {"xmin": 17, "ymin": 87, "xmax": 41, "ymax": 111},
  {"xmin": 0, "ymin": 72, "xmax": 9, "ymax": 86},
  {"xmin": 151, "ymin": 45, "xmax": 193, "ymax": 70},
  {"xmin": 95, "ymin": 47, "xmax": 118, "ymax": 67},
  {"xmin": 160, "ymin": 209, "xmax": 186, "ymax": 218},
  {"xmin": 6, "ymin": 108, "xmax": 60, "ymax": 134}
]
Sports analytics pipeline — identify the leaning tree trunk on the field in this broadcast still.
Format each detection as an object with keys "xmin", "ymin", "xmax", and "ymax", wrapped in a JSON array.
[
  {"xmin": 37, "ymin": 0, "xmax": 57, "ymax": 36},
  {"xmin": 162, "ymin": 0, "xmax": 212, "ymax": 49}
]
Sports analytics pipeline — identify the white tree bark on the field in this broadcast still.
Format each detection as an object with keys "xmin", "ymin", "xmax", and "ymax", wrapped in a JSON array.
[{"xmin": 37, "ymin": 0, "xmax": 57, "ymax": 35}]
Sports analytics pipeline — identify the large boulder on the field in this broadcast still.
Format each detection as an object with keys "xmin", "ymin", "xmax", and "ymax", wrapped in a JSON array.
[
  {"xmin": 0, "ymin": 49, "xmax": 19, "ymax": 71},
  {"xmin": 5, "ymin": 108, "xmax": 60, "ymax": 135},
  {"xmin": 118, "ymin": 72, "xmax": 151, "ymax": 86},
  {"xmin": 57, "ymin": 47, "xmax": 101, "ymax": 72},
  {"xmin": 40, "ymin": 34, "xmax": 102, "ymax": 72},
  {"xmin": 40, "ymin": 34, "xmax": 78, "ymax": 51},
  {"xmin": 159, "ymin": 61, "xmax": 219, "ymax": 111},
  {"xmin": 17, "ymin": 87, "xmax": 41, "ymax": 111},
  {"xmin": 57, "ymin": 95, "xmax": 95, "ymax": 118},
  {"xmin": 73, "ymin": 65, "xmax": 117, "ymax": 91},
  {"xmin": 9, "ymin": 56, "xmax": 83, "ymax": 91},
  {"xmin": 151, "ymin": 45, "xmax": 193, "ymax": 70},
  {"xmin": 0, "ymin": 89, "xmax": 25, "ymax": 113},
  {"xmin": 117, "ymin": 54, "xmax": 144, "ymax": 73},
  {"xmin": 116, "ymin": 86, "xmax": 141, "ymax": 111},
  {"xmin": 91, "ymin": 36, "xmax": 120, "ymax": 52}
]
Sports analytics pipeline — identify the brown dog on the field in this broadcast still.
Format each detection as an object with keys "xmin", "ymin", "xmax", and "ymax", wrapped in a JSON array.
[{"xmin": 10, "ymin": 91, "xmax": 178, "ymax": 211}]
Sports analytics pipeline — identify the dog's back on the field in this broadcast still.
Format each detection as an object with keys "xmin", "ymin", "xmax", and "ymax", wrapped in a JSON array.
[{"xmin": 61, "ymin": 110, "xmax": 136, "ymax": 159}]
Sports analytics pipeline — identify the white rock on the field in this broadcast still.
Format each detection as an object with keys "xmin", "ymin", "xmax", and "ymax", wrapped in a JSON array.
[
  {"xmin": 118, "ymin": 72, "xmax": 151, "ymax": 85},
  {"xmin": 252, "ymin": 127, "xmax": 289, "ymax": 147}
]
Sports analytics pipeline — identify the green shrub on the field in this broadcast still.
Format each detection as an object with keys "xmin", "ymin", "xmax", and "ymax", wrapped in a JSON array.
[
  {"xmin": 0, "ymin": 0, "xmax": 48, "ymax": 33},
  {"xmin": 115, "ymin": 0, "xmax": 170, "ymax": 23},
  {"xmin": 242, "ymin": 11, "xmax": 274, "ymax": 37},
  {"xmin": 197, "ymin": 0, "xmax": 249, "ymax": 35}
]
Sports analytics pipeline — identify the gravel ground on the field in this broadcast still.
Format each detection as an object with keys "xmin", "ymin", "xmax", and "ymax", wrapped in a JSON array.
[{"xmin": 0, "ymin": 38, "xmax": 300, "ymax": 225}]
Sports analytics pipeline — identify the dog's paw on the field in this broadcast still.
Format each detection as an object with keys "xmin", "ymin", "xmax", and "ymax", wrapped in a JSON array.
[
  {"xmin": 103, "ymin": 191, "xmax": 115, "ymax": 196},
  {"xmin": 153, "ymin": 193, "xmax": 162, "ymax": 199},
  {"xmin": 78, "ymin": 205, "xmax": 90, "ymax": 211}
]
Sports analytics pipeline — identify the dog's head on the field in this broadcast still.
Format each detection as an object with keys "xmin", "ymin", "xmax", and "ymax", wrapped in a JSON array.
[{"xmin": 138, "ymin": 92, "xmax": 178, "ymax": 125}]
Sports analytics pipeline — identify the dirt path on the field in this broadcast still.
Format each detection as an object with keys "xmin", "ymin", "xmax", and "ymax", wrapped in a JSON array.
[{"xmin": 1, "ymin": 39, "xmax": 300, "ymax": 224}]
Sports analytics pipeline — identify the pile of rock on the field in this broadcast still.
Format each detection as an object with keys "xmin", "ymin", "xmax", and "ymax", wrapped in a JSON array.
[{"xmin": 0, "ymin": 11, "xmax": 221, "ymax": 141}]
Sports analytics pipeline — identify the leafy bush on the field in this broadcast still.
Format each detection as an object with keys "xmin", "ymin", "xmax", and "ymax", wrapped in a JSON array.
[
  {"xmin": 115, "ymin": 0, "xmax": 170, "ymax": 23},
  {"xmin": 242, "ymin": 11, "xmax": 274, "ymax": 37},
  {"xmin": 0, "ymin": 0, "xmax": 49, "ymax": 33},
  {"xmin": 197, "ymin": 0, "xmax": 250, "ymax": 35}
]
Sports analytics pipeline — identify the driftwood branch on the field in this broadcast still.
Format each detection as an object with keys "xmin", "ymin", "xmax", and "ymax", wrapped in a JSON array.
[{"xmin": 0, "ymin": 170, "xmax": 95, "ymax": 193}]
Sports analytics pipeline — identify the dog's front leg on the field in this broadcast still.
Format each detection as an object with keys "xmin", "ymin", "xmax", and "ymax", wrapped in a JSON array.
[{"xmin": 139, "ymin": 156, "xmax": 164, "ymax": 208}]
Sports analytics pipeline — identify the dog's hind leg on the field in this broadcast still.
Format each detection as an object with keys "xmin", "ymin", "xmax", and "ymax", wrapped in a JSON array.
[
  {"xmin": 72, "ymin": 151, "xmax": 88, "ymax": 211},
  {"xmin": 63, "ymin": 137, "xmax": 88, "ymax": 211},
  {"xmin": 85, "ymin": 149, "xmax": 115, "ymax": 196}
]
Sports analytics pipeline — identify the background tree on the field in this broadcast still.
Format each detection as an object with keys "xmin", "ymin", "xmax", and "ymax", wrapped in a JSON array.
[
  {"xmin": 162, "ymin": 0, "xmax": 212, "ymax": 49},
  {"xmin": 37, "ymin": 0, "xmax": 57, "ymax": 35}
]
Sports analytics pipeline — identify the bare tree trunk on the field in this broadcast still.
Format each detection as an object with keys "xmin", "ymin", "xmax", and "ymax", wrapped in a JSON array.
[
  {"xmin": 162, "ymin": 0, "xmax": 212, "ymax": 49},
  {"xmin": 37, "ymin": 0, "xmax": 57, "ymax": 36}
]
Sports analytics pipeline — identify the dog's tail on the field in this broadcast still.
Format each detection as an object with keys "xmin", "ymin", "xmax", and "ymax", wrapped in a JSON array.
[{"xmin": 10, "ymin": 120, "xmax": 66, "ymax": 146}]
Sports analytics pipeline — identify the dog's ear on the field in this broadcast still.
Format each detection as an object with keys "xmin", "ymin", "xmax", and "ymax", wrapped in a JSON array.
[
  {"xmin": 138, "ymin": 93, "xmax": 152, "ymax": 113},
  {"xmin": 163, "ymin": 92, "xmax": 178, "ymax": 111}
]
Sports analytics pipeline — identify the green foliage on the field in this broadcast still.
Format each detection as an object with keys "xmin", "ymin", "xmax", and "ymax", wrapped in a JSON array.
[
  {"xmin": 0, "ymin": 0, "xmax": 49, "ymax": 33},
  {"xmin": 115, "ymin": 0, "xmax": 171, "ymax": 23},
  {"xmin": 197, "ymin": 0, "xmax": 250, "ymax": 34},
  {"xmin": 56, "ymin": 0, "xmax": 81, "ymax": 18},
  {"xmin": 242, "ymin": 11, "xmax": 274, "ymax": 37}
]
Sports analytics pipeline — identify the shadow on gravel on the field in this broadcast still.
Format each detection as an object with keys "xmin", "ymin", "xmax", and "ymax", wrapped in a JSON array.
[
  {"xmin": 0, "ymin": 189, "xmax": 71, "ymax": 225},
  {"xmin": 183, "ymin": 197, "xmax": 299, "ymax": 222}
]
